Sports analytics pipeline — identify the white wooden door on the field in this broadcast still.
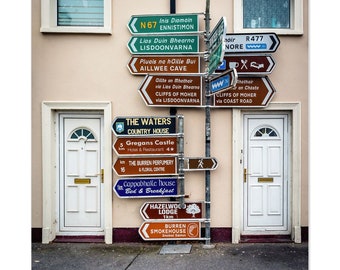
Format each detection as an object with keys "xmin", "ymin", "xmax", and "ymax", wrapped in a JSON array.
[
  {"xmin": 243, "ymin": 114, "xmax": 289, "ymax": 233},
  {"xmin": 59, "ymin": 114, "xmax": 104, "ymax": 234}
]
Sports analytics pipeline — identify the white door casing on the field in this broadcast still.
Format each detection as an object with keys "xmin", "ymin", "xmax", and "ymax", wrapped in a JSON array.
[
  {"xmin": 41, "ymin": 101, "xmax": 112, "ymax": 244},
  {"xmin": 232, "ymin": 103, "xmax": 302, "ymax": 243},
  {"xmin": 59, "ymin": 115, "xmax": 103, "ymax": 233},
  {"xmin": 243, "ymin": 115, "xmax": 289, "ymax": 232}
]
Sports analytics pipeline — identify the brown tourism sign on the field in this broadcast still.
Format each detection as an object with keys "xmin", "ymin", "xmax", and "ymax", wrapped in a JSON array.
[
  {"xmin": 113, "ymin": 136, "xmax": 178, "ymax": 155},
  {"xmin": 212, "ymin": 77, "xmax": 276, "ymax": 107},
  {"xmin": 138, "ymin": 75, "xmax": 203, "ymax": 107},
  {"xmin": 113, "ymin": 156, "xmax": 177, "ymax": 176},
  {"xmin": 140, "ymin": 202, "xmax": 204, "ymax": 220},
  {"xmin": 184, "ymin": 157, "xmax": 218, "ymax": 171},
  {"xmin": 127, "ymin": 55, "xmax": 200, "ymax": 75},
  {"xmin": 219, "ymin": 55, "xmax": 276, "ymax": 76},
  {"xmin": 139, "ymin": 221, "xmax": 201, "ymax": 240}
]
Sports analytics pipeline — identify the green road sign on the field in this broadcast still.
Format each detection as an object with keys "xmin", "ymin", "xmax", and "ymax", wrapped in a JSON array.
[
  {"xmin": 128, "ymin": 36, "xmax": 199, "ymax": 55},
  {"xmin": 207, "ymin": 17, "xmax": 227, "ymax": 74},
  {"xmin": 208, "ymin": 39, "xmax": 225, "ymax": 75},
  {"xmin": 127, "ymin": 14, "xmax": 199, "ymax": 34}
]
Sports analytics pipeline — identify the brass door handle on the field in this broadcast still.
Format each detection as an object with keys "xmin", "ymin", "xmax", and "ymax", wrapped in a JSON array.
[
  {"xmin": 243, "ymin": 168, "xmax": 251, "ymax": 183},
  {"xmin": 98, "ymin": 169, "xmax": 104, "ymax": 183}
]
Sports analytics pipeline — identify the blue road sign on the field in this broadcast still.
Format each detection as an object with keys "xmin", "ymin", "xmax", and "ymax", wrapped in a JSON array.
[
  {"xmin": 113, "ymin": 177, "xmax": 178, "ymax": 198},
  {"xmin": 208, "ymin": 68, "xmax": 238, "ymax": 95}
]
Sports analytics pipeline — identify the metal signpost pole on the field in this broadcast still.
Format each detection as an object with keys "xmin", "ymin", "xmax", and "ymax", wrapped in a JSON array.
[
  {"xmin": 169, "ymin": 0, "xmax": 177, "ymax": 117},
  {"xmin": 204, "ymin": 0, "xmax": 213, "ymax": 248},
  {"xmin": 178, "ymin": 115, "xmax": 185, "ymax": 208}
]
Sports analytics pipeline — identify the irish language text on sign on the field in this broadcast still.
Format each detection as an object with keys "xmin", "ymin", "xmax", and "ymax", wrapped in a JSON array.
[
  {"xmin": 113, "ymin": 177, "xmax": 178, "ymax": 198},
  {"xmin": 140, "ymin": 202, "xmax": 203, "ymax": 220},
  {"xmin": 113, "ymin": 137, "xmax": 178, "ymax": 156},
  {"xmin": 224, "ymin": 33, "xmax": 280, "ymax": 53},
  {"xmin": 127, "ymin": 36, "xmax": 199, "ymax": 54},
  {"xmin": 113, "ymin": 156, "xmax": 177, "ymax": 176},
  {"xmin": 139, "ymin": 221, "xmax": 201, "ymax": 241},
  {"xmin": 112, "ymin": 116, "xmax": 177, "ymax": 136},
  {"xmin": 139, "ymin": 75, "xmax": 202, "ymax": 107},
  {"xmin": 127, "ymin": 14, "xmax": 199, "ymax": 34},
  {"xmin": 127, "ymin": 56, "xmax": 200, "ymax": 75},
  {"xmin": 212, "ymin": 77, "xmax": 276, "ymax": 107}
]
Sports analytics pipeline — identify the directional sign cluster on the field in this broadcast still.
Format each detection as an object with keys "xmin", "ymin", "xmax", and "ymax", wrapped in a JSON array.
[
  {"xmin": 112, "ymin": 115, "xmax": 218, "ymax": 199},
  {"xmin": 118, "ymin": 13, "xmax": 283, "ymax": 243},
  {"xmin": 127, "ymin": 13, "xmax": 203, "ymax": 107},
  {"xmin": 112, "ymin": 116, "xmax": 181, "ymax": 199},
  {"xmin": 112, "ymin": 115, "xmax": 217, "ymax": 241},
  {"xmin": 138, "ymin": 201, "xmax": 204, "ymax": 240},
  {"xmin": 214, "ymin": 32, "xmax": 280, "ymax": 107}
]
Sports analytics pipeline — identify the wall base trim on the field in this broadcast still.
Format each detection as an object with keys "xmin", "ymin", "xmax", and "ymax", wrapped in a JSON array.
[{"xmin": 32, "ymin": 227, "xmax": 308, "ymax": 243}]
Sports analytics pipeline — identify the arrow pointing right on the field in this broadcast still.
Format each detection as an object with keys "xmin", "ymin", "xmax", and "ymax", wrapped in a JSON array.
[
  {"xmin": 212, "ymin": 77, "xmax": 276, "ymax": 108},
  {"xmin": 225, "ymin": 33, "xmax": 280, "ymax": 53},
  {"xmin": 184, "ymin": 157, "xmax": 218, "ymax": 170},
  {"xmin": 269, "ymin": 35, "xmax": 277, "ymax": 50}
]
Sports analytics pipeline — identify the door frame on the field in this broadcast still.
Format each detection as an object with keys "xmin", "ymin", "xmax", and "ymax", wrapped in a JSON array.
[
  {"xmin": 41, "ymin": 101, "xmax": 112, "ymax": 244},
  {"xmin": 58, "ymin": 113, "xmax": 104, "ymax": 234},
  {"xmin": 243, "ymin": 113, "xmax": 289, "ymax": 233},
  {"xmin": 232, "ymin": 102, "xmax": 302, "ymax": 243}
]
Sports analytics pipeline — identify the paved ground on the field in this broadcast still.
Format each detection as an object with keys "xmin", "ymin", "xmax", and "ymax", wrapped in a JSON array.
[{"xmin": 32, "ymin": 242, "xmax": 308, "ymax": 270}]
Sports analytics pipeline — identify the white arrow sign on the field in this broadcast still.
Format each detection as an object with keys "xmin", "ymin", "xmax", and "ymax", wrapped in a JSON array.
[
  {"xmin": 225, "ymin": 33, "xmax": 280, "ymax": 53},
  {"xmin": 142, "ymin": 223, "xmax": 149, "ymax": 238}
]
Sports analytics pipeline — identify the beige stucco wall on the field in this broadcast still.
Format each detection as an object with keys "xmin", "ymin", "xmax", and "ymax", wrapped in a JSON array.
[{"xmin": 32, "ymin": 0, "xmax": 308, "ymax": 229}]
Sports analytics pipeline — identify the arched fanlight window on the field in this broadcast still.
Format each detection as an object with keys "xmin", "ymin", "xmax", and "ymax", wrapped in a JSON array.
[
  {"xmin": 69, "ymin": 128, "xmax": 96, "ymax": 141},
  {"xmin": 253, "ymin": 126, "xmax": 279, "ymax": 138}
]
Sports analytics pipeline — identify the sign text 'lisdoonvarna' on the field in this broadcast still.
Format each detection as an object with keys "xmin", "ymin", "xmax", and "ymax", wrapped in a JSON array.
[
  {"xmin": 139, "ymin": 75, "xmax": 202, "ymax": 107},
  {"xmin": 112, "ymin": 116, "xmax": 177, "ymax": 136},
  {"xmin": 128, "ymin": 36, "xmax": 199, "ymax": 55}
]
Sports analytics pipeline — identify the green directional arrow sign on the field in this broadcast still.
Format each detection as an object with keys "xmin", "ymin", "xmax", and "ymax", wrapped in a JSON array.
[
  {"xmin": 127, "ymin": 36, "xmax": 199, "ymax": 55},
  {"xmin": 127, "ymin": 14, "xmax": 199, "ymax": 34},
  {"xmin": 208, "ymin": 39, "xmax": 225, "ymax": 75},
  {"xmin": 207, "ymin": 17, "xmax": 227, "ymax": 74}
]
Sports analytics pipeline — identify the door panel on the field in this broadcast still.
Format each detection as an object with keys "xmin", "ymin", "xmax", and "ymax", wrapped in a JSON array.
[
  {"xmin": 244, "ymin": 114, "xmax": 288, "ymax": 232},
  {"xmin": 59, "ymin": 114, "xmax": 103, "ymax": 233}
]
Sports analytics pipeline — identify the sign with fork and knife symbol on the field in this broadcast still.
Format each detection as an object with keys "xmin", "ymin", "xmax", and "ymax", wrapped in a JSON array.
[{"xmin": 217, "ymin": 55, "xmax": 276, "ymax": 76}]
